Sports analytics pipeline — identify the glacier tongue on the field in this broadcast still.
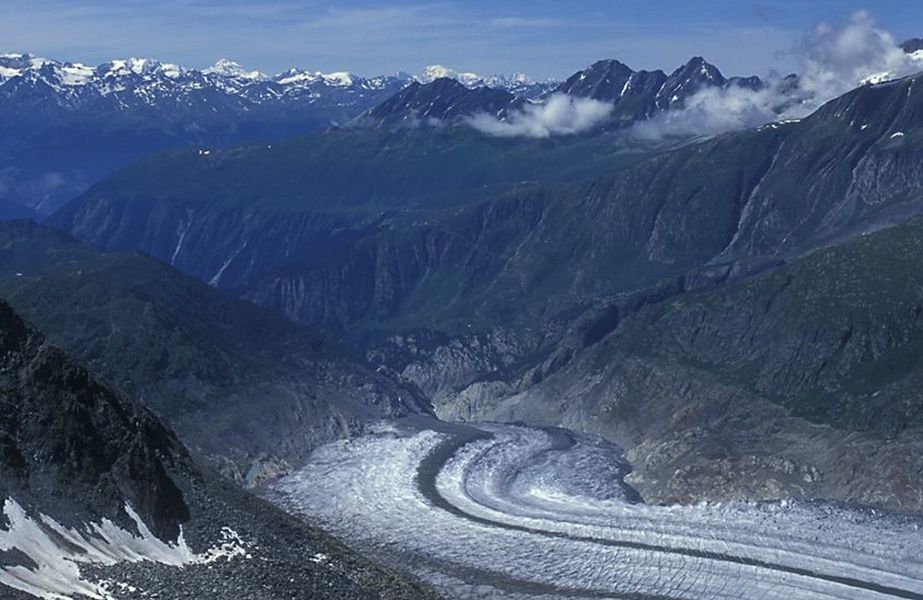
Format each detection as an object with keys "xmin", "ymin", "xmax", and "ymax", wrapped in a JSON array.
[{"xmin": 270, "ymin": 422, "xmax": 923, "ymax": 600}]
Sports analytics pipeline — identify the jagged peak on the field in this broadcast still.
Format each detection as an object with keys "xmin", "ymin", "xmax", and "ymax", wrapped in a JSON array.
[
  {"xmin": 203, "ymin": 58, "xmax": 267, "ymax": 81},
  {"xmin": 673, "ymin": 56, "xmax": 724, "ymax": 81},
  {"xmin": 588, "ymin": 58, "xmax": 635, "ymax": 72},
  {"xmin": 273, "ymin": 68, "xmax": 356, "ymax": 87},
  {"xmin": 96, "ymin": 57, "xmax": 182, "ymax": 78},
  {"xmin": 418, "ymin": 65, "xmax": 484, "ymax": 87}
]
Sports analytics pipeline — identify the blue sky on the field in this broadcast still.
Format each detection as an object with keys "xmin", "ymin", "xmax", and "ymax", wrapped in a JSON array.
[{"xmin": 2, "ymin": 1, "xmax": 922, "ymax": 78}]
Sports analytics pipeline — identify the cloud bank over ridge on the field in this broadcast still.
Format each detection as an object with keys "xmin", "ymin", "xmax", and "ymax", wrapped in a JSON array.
[
  {"xmin": 466, "ymin": 94, "xmax": 612, "ymax": 138},
  {"xmin": 469, "ymin": 11, "xmax": 923, "ymax": 140},
  {"xmin": 634, "ymin": 11, "xmax": 923, "ymax": 140}
]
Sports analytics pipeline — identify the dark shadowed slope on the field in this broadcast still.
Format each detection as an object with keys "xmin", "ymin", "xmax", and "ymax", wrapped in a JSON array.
[
  {"xmin": 0, "ymin": 298, "xmax": 439, "ymax": 600},
  {"xmin": 0, "ymin": 220, "xmax": 430, "ymax": 485},
  {"xmin": 353, "ymin": 77, "xmax": 520, "ymax": 128}
]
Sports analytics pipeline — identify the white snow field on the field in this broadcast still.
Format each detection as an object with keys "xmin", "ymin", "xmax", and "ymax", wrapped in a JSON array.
[
  {"xmin": 271, "ymin": 421, "xmax": 923, "ymax": 600},
  {"xmin": 0, "ymin": 499, "xmax": 247, "ymax": 600}
]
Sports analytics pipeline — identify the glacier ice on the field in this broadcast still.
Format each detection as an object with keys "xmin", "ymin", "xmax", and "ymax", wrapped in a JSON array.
[{"xmin": 271, "ymin": 423, "xmax": 923, "ymax": 600}]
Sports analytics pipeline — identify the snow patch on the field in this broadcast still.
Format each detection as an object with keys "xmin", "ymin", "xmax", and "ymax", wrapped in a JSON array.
[
  {"xmin": 57, "ymin": 64, "xmax": 94, "ymax": 86},
  {"xmin": 0, "ymin": 499, "xmax": 248, "ymax": 600},
  {"xmin": 419, "ymin": 65, "xmax": 483, "ymax": 87},
  {"xmin": 204, "ymin": 59, "xmax": 267, "ymax": 81}
]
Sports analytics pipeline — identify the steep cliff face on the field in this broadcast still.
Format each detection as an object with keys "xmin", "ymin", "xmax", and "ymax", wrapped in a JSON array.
[
  {"xmin": 0, "ymin": 298, "xmax": 439, "ymax": 599},
  {"xmin": 466, "ymin": 217, "xmax": 923, "ymax": 512},
  {"xmin": 0, "ymin": 221, "xmax": 430, "ymax": 485},
  {"xmin": 0, "ymin": 299, "xmax": 192, "ymax": 540}
]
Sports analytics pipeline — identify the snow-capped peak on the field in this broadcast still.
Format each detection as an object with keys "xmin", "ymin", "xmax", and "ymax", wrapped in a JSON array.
[
  {"xmin": 415, "ymin": 65, "xmax": 550, "ymax": 95},
  {"xmin": 0, "ymin": 51, "xmax": 412, "ymax": 114},
  {"xmin": 322, "ymin": 71, "xmax": 355, "ymax": 87},
  {"xmin": 204, "ymin": 58, "xmax": 267, "ymax": 81},
  {"xmin": 274, "ymin": 68, "xmax": 318, "ymax": 85},
  {"xmin": 0, "ymin": 52, "xmax": 50, "ymax": 74},
  {"xmin": 860, "ymin": 50, "xmax": 923, "ymax": 86},
  {"xmin": 274, "ymin": 69, "xmax": 356, "ymax": 87},
  {"xmin": 485, "ymin": 72, "xmax": 537, "ymax": 88},
  {"xmin": 57, "ymin": 62, "xmax": 95, "ymax": 86},
  {"xmin": 419, "ymin": 65, "xmax": 484, "ymax": 88},
  {"xmin": 97, "ymin": 57, "xmax": 160, "ymax": 78}
]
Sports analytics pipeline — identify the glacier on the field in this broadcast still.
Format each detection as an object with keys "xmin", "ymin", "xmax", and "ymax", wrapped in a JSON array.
[{"xmin": 270, "ymin": 421, "xmax": 923, "ymax": 600}]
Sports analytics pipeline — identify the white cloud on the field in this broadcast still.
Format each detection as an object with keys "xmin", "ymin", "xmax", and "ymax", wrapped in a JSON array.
[
  {"xmin": 796, "ymin": 10, "xmax": 917, "ymax": 97},
  {"xmin": 466, "ymin": 94, "xmax": 612, "ymax": 139},
  {"xmin": 631, "ymin": 11, "xmax": 923, "ymax": 141},
  {"xmin": 630, "ymin": 84, "xmax": 780, "ymax": 141}
]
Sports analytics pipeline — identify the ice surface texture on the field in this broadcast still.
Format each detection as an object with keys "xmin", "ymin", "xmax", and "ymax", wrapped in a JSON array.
[{"xmin": 272, "ymin": 423, "xmax": 923, "ymax": 600}]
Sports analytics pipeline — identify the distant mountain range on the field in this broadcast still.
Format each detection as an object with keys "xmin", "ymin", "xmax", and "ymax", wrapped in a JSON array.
[
  {"xmin": 415, "ymin": 64, "xmax": 556, "ymax": 97},
  {"xmin": 0, "ymin": 53, "xmax": 407, "ymax": 214},
  {"xmin": 0, "ymin": 52, "xmax": 547, "ymax": 113},
  {"xmin": 0, "ymin": 51, "xmax": 762, "ymax": 215},
  {"xmin": 355, "ymin": 56, "xmax": 764, "ymax": 129},
  {"xmin": 0, "ymin": 53, "xmax": 552, "ymax": 215},
  {"xmin": 9, "ymin": 44, "xmax": 922, "ymax": 216}
]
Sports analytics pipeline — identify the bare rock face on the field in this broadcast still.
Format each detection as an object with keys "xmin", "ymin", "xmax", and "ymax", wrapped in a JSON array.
[
  {"xmin": 436, "ymin": 381, "xmax": 516, "ymax": 422},
  {"xmin": 0, "ymin": 298, "xmax": 192, "ymax": 540},
  {"xmin": 368, "ymin": 328, "xmax": 533, "ymax": 412},
  {"xmin": 0, "ymin": 298, "xmax": 440, "ymax": 599}
]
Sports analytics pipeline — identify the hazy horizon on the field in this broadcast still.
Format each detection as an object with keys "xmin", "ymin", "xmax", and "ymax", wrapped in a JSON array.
[{"xmin": 2, "ymin": 0, "xmax": 921, "ymax": 80}]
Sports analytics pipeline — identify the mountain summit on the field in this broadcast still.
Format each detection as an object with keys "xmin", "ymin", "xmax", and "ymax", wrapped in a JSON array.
[{"xmin": 554, "ymin": 56, "xmax": 762, "ymax": 122}]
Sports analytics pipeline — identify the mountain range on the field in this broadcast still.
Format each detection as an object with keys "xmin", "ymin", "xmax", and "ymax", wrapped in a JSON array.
[
  {"xmin": 355, "ymin": 56, "xmax": 766, "ymax": 130},
  {"xmin": 0, "ymin": 52, "xmax": 551, "ymax": 215},
  {"xmin": 46, "ymin": 62, "xmax": 923, "ymax": 513},
  {"xmin": 3, "ymin": 37, "xmax": 923, "ymax": 598},
  {"xmin": 0, "ymin": 51, "xmax": 760, "ymax": 215}
]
